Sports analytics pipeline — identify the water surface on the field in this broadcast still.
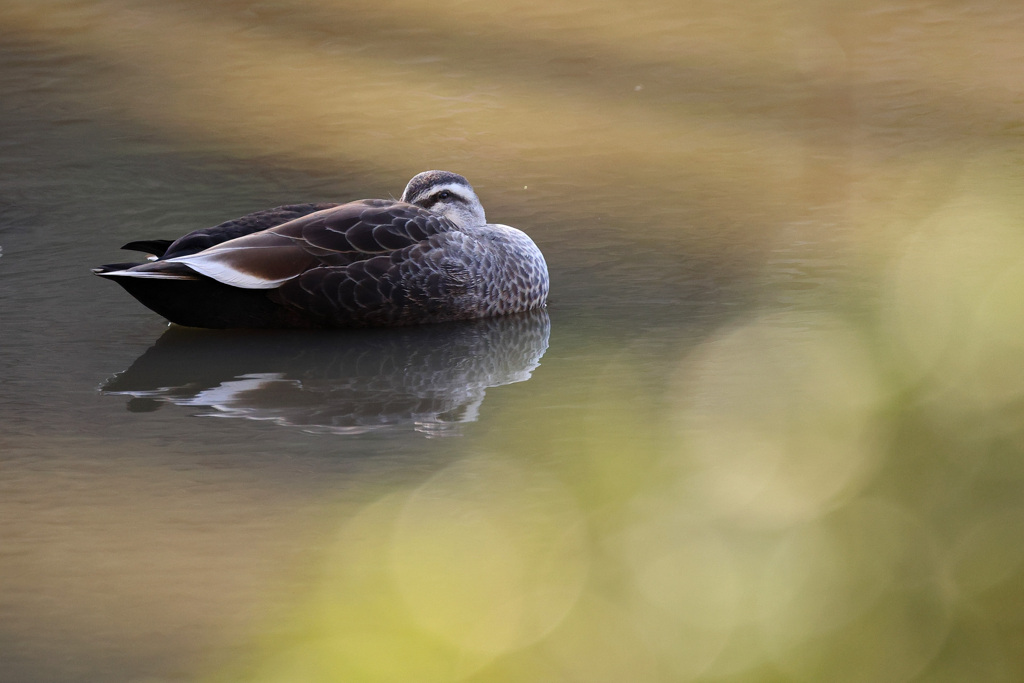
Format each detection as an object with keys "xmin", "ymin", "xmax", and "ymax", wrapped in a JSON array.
[{"xmin": 3, "ymin": 1, "xmax": 1024, "ymax": 681}]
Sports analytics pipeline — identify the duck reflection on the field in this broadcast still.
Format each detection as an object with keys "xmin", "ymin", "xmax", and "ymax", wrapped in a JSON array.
[{"xmin": 102, "ymin": 310, "xmax": 550, "ymax": 435}]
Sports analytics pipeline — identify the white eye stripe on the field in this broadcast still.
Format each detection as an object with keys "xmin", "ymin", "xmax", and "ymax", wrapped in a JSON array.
[
  {"xmin": 399, "ymin": 171, "xmax": 486, "ymax": 228},
  {"xmin": 413, "ymin": 183, "xmax": 470, "ymax": 204}
]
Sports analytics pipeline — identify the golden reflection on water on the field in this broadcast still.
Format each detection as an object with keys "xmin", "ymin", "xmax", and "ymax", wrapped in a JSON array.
[
  {"xmin": 5, "ymin": 0, "xmax": 1022, "ymax": 250},
  {"xmin": 3, "ymin": 0, "xmax": 1024, "ymax": 681}
]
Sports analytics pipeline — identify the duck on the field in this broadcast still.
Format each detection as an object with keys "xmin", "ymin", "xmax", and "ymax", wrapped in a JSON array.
[{"xmin": 93, "ymin": 171, "xmax": 549, "ymax": 329}]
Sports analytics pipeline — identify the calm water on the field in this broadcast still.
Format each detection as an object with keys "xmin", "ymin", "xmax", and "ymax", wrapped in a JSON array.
[{"xmin": 3, "ymin": 1, "xmax": 1024, "ymax": 681}]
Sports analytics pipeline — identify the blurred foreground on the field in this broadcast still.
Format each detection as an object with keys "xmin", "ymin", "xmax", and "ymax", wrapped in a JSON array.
[{"xmin": 204, "ymin": 214, "xmax": 1024, "ymax": 681}]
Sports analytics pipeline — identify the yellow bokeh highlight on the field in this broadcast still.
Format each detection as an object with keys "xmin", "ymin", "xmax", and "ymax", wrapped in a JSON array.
[
  {"xmin": 209, "ymin": 457, "xmax": 588, "ymax": 682},
  {"xmin": 671, "ymin": 312, "xmax": 884, "ymax": 528},
  {"xmin": 390, "ymin": 457, "xmax": 588, "ymax": 657},
  {"xmin": 758, "ymin": 500, "xmax": 952, "ymax": 683}
]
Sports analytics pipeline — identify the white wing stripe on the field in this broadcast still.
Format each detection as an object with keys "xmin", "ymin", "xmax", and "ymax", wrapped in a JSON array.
[{"xmin": 169, "ymin": 250, "xmax": 293, "ymax": 289}]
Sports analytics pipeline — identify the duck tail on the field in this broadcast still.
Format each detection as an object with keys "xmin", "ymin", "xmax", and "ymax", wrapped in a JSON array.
[
  {"xmin": 121, "ymin": 239, "xmax": 175, "ymax": 258},
  {"xmin": 92, "ymin": 261, "xmax": 200, "ymax": 280}
]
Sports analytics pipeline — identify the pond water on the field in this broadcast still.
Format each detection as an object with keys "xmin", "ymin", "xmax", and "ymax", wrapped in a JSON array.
[{"xmin": 3, "ymin": 1, "xmax": 1024, "ymax": 681}]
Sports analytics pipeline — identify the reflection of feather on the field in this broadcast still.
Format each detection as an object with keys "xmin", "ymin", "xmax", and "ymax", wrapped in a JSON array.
[{"xmin": 102, "ymin": 310, "xmax": 550, "ymax": 436}]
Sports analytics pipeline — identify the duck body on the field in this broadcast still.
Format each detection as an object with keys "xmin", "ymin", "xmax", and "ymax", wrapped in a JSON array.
[{"xmin": 94, "ymin": 171, "xmax": 549, "ymax": 329}]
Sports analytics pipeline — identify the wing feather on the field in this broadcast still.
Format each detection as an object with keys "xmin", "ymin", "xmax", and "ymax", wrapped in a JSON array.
[
  {"xmin": 158, "ymin": 199, "xmax": 455, "ymax": 290},
  {"xmin": 162, "ymin": 202, "xmax": 341, "ymax": 259},
  {"xmin": 273, "ymin": 199, "xmax": 454, "ymax": 256},
  {"xmin": 272, "ymin": 232, "xmax": 481, "ymax": 326}
]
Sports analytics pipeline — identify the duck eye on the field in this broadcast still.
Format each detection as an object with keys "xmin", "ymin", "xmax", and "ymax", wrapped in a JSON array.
[{"xmin": 436, "ymin": 190, "xmax": 452, "ymax": 201}]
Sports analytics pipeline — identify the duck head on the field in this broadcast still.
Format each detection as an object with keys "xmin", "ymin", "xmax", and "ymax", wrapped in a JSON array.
[{"xmin": 401, "ymin": 170, "xmax": 487, "ymax": 228}]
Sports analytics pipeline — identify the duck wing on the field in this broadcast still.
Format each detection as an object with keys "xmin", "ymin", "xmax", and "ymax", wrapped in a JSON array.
[
  {"xmin": 156, "ymin": 199, "xmax": 457, "ymax": 290},
  {"xmin": 119, "ymin": 202, "xmax": 342, "ymax": 259},
  {"xmin": 272, "ymin": 231, "xmax": 484, "ymax": 327}
]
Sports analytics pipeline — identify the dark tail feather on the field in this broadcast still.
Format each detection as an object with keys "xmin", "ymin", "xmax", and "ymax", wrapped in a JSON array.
[
  {"xmin": 121, "ymin": 239, "xmax": 175, "ymax": 258},
  {"xmin": 93, "ymin": 262, "xmax": 146, "ymax": 275}
]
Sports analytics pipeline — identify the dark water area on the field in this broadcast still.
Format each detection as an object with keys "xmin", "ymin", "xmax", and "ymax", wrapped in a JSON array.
[{"xmin": 3, "ymin": 1, "xmax": 1024, "ymax": 681}]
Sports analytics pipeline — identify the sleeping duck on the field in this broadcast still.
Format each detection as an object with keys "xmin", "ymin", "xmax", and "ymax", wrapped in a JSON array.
[{"xmin": 94, "ymin": 171, "xmax": 549, "ymax": 329}]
